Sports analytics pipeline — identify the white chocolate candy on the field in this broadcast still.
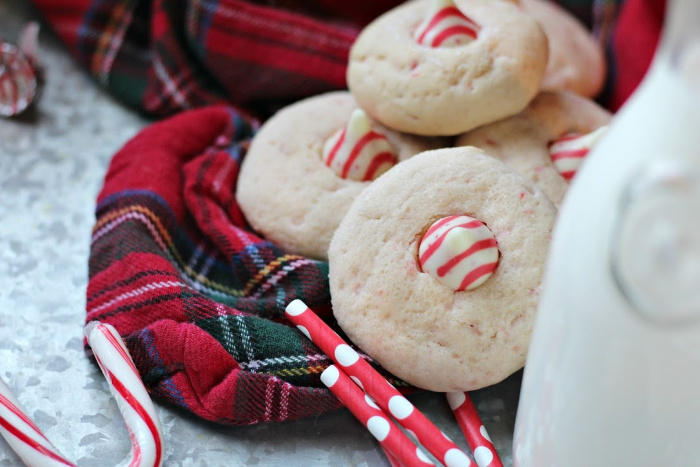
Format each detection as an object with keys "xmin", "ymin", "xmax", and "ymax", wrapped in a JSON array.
[
  {"xmin": 419, "ymin": 215, "xmax": 499, "ymax": 291},
  {"xmin": 414, "ymin": 0, "xmax": 480, "ymax": 48},
  {"xmin": 549, "ymin": 126, "xmax": 608, "ymax": 181},
  {"xmin": 322, "ymin": 109, "xmax": 399, "ymax": 181}
]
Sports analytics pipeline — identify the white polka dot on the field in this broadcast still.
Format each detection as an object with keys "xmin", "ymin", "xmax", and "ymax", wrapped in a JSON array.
[
  {"xmin": 474, "ymin": 446, "xmax": 494, "ymax": 466},
  {"xmin": 350, "ymin": 376, "xmax": 364, "ymax": 389},
  {"xmin": 285, "ymin": 299, "xmax": 307, "ymax": 316},
  {"xmin": 446, "ymin": 391, "xmax": 466, "ymax": 410},
  {"xmin": 480, "ymin": 425, "xmax": 492, "ymax": 443},
  {"xmin": 367, "ymin": 416, "xmax": 391, "ymax": 442},
  {"xmin": 320, "ymin": 365, "xmax": 340, "ymax": 387},
  {"xmin": 416, "ymin": 447, "xmax": 434, "ymax": 464},
  {"xmin": 296, "ymin": 325, "xmax": 310, "ymax": 339},
  {"xmin": 444, "ymin": 448, "xmax": 472, "ymax": 467},
  {"xmin": 364, "ymin": 394, "xmax": 380, "ymax": 410},
  {"xmin": 334, "ymin": 344, "xmax": 360, "ymax": 367},
  {"xmin": 388, "ymin": 395, "xmax": 414, "ymax": 420}
]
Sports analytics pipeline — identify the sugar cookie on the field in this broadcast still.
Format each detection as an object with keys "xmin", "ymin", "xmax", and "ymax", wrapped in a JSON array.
[
  {"xmin": 236, "ymin": 91, "xmax": 445, "ymax": 260},
  {"xmin": 456, "ymin": 91, "xmax": 611, "ymax": 207},
  {"xmin": 346, "ymin": 0, "xmax": 549, "ymax": 136},
  {"xmin": 521, "ymin": 0, "xmax": 607, "ymax": 97},
  {"xmin": 329, "ymin": 147, "xmax": 557, "ymax": 392}
]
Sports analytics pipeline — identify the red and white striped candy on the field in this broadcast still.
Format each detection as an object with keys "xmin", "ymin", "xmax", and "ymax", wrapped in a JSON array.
[
  {"xmin": 321, "ymin": 365, "xmax": 433, "ymax": 466},
  {"xmin": 447, "ymin": 392, "xmax": 503, "ymax": 467},
  {"xmin": 548, "ymin": 126, "xmax": 608, "ymax": 181},
  {"xmin": 286, "ymin": 300, "xmax": 472, "ymax": 467},
  {"xmin": 0, "ymin": 322, "xmax": 163, "ymax": 467},
  {"xmin": 0, "ymin": 377, "xmax": 75, "ymax": 467},
  {"xmin": 414, "ymin": 0, "xmax": 480, "ymax": 48},
  {"xmin": 419, "ymin": 215, "xmax": 499, "ymax": 291},
  {"xmin": 0, "ymin": 43, "xmax": 37, "ymax": 117},
  {"xmin": 323, "ymin": 109, "xmax": 398, "ymax": 182},
  {"xmin": 85, "ymin": 322, "xmax": 164, "ymax": 467}
]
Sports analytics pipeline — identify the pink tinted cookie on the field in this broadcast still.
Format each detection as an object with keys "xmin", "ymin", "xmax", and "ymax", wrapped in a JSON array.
[
  {"xmin": 456, "ymin": 91, "xmax": 611, "ymax": 207},
  {"xmin": 328, "ymin": 147, "xmax": 557, "ymax": 392},
  {"xmin": 346, "ymin": 0, "xmax": 549, "ymax": 136},
  {"xmin": 236, "ymin": 91, "xmax": 445, "ymax": 260},
  {"xmin": 521, "ymin": 0, "xmax": 607, "ymax": 97}
]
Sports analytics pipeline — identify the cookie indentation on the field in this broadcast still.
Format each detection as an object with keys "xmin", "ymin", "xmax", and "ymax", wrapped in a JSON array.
[
  {"xmin": 418, "ymin": 215, "xmax": 499, "ymax": 291},
  {"xmin": 323, "ymin": 109, "xmax": 399, "ymax": 181},
  {"xmin": 548, "ymin": 126, "xmax": 608, "ymax": 180},
  {"xmin": 414, "ymin": 0, "xmax": 480, "ymax": 48}
]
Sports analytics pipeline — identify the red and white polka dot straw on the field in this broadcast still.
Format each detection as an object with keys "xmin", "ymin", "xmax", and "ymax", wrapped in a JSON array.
[
  {"xmin": 321, "ymin": 365, "xmax": 433, "ymax": 466},
  {"xmin": 446, "ymin": 392, "xmax": 503, "ymax": 467},
  {"xmin": 286, "ymin": 299, "xmax": 472, "ymax": 467},
  {"xmin": 0, "ymin": 377, "xmax": 75, "ymax": 466},
  {"xmin": 84, "ymin": 321, "xmax": 164, "ymax": 467}
]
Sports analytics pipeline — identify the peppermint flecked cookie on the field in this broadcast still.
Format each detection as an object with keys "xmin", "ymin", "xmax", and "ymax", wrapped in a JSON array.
[
  {"xmin": 328, "ymin": 147, "xmax": 557, "ymax": 392},
  {"xmin": 521, "ymin": 0, "xmax": 607, "ymax": 97},
  {"xmin": 456, "ymin": 91, "xmax": 611, "ymax": 207},
  {"xmin": 236, "ymin": 91, "xmax": 445, "ymax": 260},
  {"xmin": 346, "ymin": 0, "xmax": 549, "ymax": 136}
]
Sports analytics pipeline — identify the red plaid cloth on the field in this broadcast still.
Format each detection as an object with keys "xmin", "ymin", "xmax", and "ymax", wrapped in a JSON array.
[
  {"xmin": 31, "ymin": 0, "xmax": 664, "ymax": 117},
  {"xmin": 30, "ymin": 0, "xmax": 666, "ymax": 425},
  {"xmin": 88, "ymin": 105, "xmax": 410, "ymax": 424},
  {"xmin": 30, "ymin": 0, "xmax": 404, "ymax": 119}
]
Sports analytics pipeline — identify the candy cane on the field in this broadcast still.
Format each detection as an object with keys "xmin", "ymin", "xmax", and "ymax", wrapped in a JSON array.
[
  {"xmin": 84, "ymin": 322, "xmax": 164, "ymax": 467},
  {"xmin": 0, "ymin": 322, "xmax": 164, "ymax": 467},
  {"xmin": 446, "ymin": 392, "xmax": 503, "ymax": 467},
  {"xmin": 0, "ymin": 23, "xmax": 40, "ymax": 117},
  {"xmin": 0, "ymin": 377, "xmax": 75, "ymax": 466}
]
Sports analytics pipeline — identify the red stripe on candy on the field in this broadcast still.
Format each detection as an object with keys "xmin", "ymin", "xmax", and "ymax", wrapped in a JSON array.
[
  {"xmin": 420, "ymin": 220, "xmax": 484, "ymax": 265},
  {"xmin": 559, "ymin": 170, "xmax": 576, "ymax": 181},
  {"xmin": 324, "ymin": 129, "xmax": 346, "ymax": 167},
  {"xmin": 436, "ymin": 238, "xmax": 498, "ymax": 277},
  {"xmin": 0, "ymin": 415, "xmax": 74, "ymax": 466},
  {"xmin": 550, "ymin": 148, "xmax": 588, "ymax": 161},
  {"xmin": 100, "ymin": 324, "xmax": 141, "ymax": 377},
  {"xmin": 416, "ymin": 7, "xmax": 464, "ymax": 43},
  {"xmin": 0, "ymin": 394, "xmax": 50, "ymax": 442},
  {"xmin": 340, "ymin": 132, "xmax": 387, "ymax": 178},
  {"xmin": 432, "ymin": 24, "xmax": 478, "ymax": 47},
  {"xmin": 363, "ymin": 152, "xmax": 397, "ymax": 181},
  {"xmin": 108, "ymin": 370, "xmax": 163, "ymax": 467},
  {"xmin": 457, "ymin": 261, "xmax": 499, "ymax": 291}
]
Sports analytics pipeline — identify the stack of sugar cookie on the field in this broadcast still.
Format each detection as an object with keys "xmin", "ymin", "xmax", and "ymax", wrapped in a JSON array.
[{"xmin": 236, "ymin": 0, "xmax": 612, "ymax": 392}]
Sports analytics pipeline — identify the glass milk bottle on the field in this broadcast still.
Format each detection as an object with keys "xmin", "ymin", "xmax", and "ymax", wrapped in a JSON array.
[{"xmin": 513, "ymin": 1, "xmax": 700, "ymax": 465}]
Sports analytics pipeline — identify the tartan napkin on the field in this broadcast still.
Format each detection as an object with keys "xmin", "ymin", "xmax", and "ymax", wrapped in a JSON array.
[
  {"xmin": 87, "ymin": 105, "xmax": 411, "ymax": 424},
  {"xmin": 30, "ymin": 0, "xmax": 662, "ymax": 117},
  {"xmin": 29, "ymin": 0, "xmax": 403, "ymax": 119}
]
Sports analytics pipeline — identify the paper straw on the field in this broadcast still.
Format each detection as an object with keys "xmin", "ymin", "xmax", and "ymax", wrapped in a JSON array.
[
  {"xmin": 446, "ymin": 392, "xmax": 503, "ymax": 467},
  {"xmin": 321, "ymin": 365, "xmax": 432, "ymax": 466},
  {"xmin": 286, "ymin": 299, "xmax": 472, "ymax": 467}
]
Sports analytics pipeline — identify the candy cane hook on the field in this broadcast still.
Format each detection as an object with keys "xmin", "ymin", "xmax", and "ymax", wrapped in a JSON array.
[{"xmin": 0, "ymin": 322, "xmax": 164, "ymax": 467}]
